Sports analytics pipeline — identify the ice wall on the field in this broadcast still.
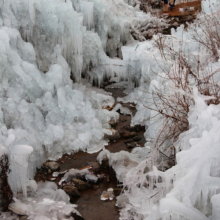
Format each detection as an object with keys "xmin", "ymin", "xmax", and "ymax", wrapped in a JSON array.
[
  {"xmin": 1, "ymin": 0, "xmax": 83, "ymax": 82},
  {"xmin": 0, "ymin": 0, "xmax": 158, "ymax": 196},
  {"xmin": 0, "ymin": 26, "xmax": 119, "ymax": 196},
  {"xmin": 0, "ymin": 0, "xmax": 160, "ymax": 87}
]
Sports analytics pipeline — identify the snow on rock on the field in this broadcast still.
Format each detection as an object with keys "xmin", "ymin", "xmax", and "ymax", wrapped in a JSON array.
[{"xmin": 59, "ymin": 168, "xmax": 98, "ymax": 186}]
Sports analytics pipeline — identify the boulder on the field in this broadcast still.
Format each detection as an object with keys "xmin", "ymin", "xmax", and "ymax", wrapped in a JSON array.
[
  {"xmin": 63, "ymin": 185, "xmax": 80, "ymax": 197},
  {"xmin": 72, "ymin": 178, "xmax": 91, "ymax": 191}
]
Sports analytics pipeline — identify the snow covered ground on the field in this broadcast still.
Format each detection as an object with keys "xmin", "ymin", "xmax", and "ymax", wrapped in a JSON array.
[{"xmin": 0, "ymin": 0, "xmax": 220, "ymax": 219}]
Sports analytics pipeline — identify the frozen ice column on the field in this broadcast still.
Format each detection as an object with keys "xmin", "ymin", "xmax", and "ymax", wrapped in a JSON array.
[{"xmin": 6, "ymin": 135, "xmax": 33, "ymax": 197}]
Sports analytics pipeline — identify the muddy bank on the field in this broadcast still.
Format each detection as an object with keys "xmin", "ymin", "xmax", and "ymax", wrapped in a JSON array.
[{"xmin": 35, "ymin": 88, "xmax": 146, "ymax": 220}]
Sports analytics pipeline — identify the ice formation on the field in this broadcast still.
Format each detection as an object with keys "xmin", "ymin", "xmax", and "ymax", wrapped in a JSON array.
[
  {"xmin": 8, "ymin": 181, "xmax": 82, "ymax": 220},
  {"xmin": 0, "ymin": 0, "xmax": 145, "ymax": 199},
  {"xmin": 0, "ymin": 0, "xmax": 220, "ymax": 218}
]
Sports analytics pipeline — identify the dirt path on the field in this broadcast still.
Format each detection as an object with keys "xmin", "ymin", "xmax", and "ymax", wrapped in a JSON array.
[{"xmin": 35, "ymin": 88, "xmax": 146, "ymax": 220}]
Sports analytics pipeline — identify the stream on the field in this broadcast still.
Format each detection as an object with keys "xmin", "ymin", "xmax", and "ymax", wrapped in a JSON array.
[{"xmin": 35, "ymin": 88, "xmax": 146, "ymax": 220}]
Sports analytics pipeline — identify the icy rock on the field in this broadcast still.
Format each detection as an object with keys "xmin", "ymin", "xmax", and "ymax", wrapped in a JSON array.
[
  {"xmin": 113, "ymin": 104, "xmax": 132, "ymax": 116},
  {"xmin": 100, "ymin": 189, "xmax": 115, "ymax": 201},
  {"xmin": 85, "ymin": 173, "xmax": 98, "ymax": 183},
  {"xmin": 109, "ymin": 118, "xmax": 117, "ymax": 127},
  {"xmin": 60, "ymin": 168, "xmax": 98, "ymax": 185},
  {"xmin": 72, "ymin": 179, "xmax": 91, "ymax": 191},
  {"xmin": 63, "ymin": 185, "xmax": 80, "ymax": 198},
  {"xmin": 104, "ymin": 129, "xmax": 121, "ymax": 141},
  {"xmin": 44, "ymin": 161, "xmax": 60, "ymax": 172},
  {"xmin": 9, "ymin": 201, "xmax": 33, "ymax": 216},
  {"xmin": 100, "ymin": 191, "xmax": 109, "ymax": 201},
  {"xmin": 97, "ymin": 150, "xmax": 110, "ymax": 168}
]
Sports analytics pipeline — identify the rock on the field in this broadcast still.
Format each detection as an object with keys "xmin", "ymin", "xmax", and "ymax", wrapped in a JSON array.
[
  {"xmin": 93, "ymin": 185, "xmax": 99, "ymax": 190},
  {"xmin": 104, "ymin": 129, "xmax": 121, "ymax": 141},
  {"xmin": 133, "ymin": 136, "xmax": 142, "ymax": 141},
  {"xmin": 100, "ymin": 191, "xmax": 109, "ymax": 201},
  {"xmin": 100, "ymin": 189, "xmax": 114, "ymax": 201},
  {"xmin": 123, "ymin": 158, "xmax": 139, "ymax": 167},
  {"xmin": 126, "ymin": 142, "xmax": 136, "ymax": 149},
  {"xmin": 124, "ymin": 125, "xmax": 144, "ymax": 132},
  {"xmin": 63, "ymin": 185, "xmax": 80, "ymax": 197},
  {"xmin": 124, "ymin": 139, "xmax": 133, "ymax": 144},
  {"xmin": 72, "ymin": 178, "xmax": 91, "ymax": 191},
  {"xmin": 44, "ymin": 161, "xmax": 60, "ymax": 172},
  {"xmin": 100, "ymin": 156, "xmax": 109, "ymax": 168},
  {"xmin": 109, "ymin": 118, "xmax": 117, "ymax": 127},
  {"xmin": 87, "ymin": 162, "xmax": 100, "ymax": 173},
  {"xmin": 105, "ymin": 174, "xmax": 110, "ymax": 183},
  {"xmin": 144, "ymin": 166, "xmax": 150, "ymax": 173},
  {"xmin": 113, "ymin": 188, "xmax": 122, "ymax": 196},
  {"xmin": 19, "ymin": 216, "xmax": 28, "ymax": 220},
  {"xmin": 37, "ymin": 168, "xmax": 43, "ymax": 174},
  {"xmin": 71, "ymin": 213, "xmax": 85, "ymax": 220},
  {"xmin": 120, "ymin": 131, "xmax": 137, "ymax": 139}
]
